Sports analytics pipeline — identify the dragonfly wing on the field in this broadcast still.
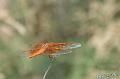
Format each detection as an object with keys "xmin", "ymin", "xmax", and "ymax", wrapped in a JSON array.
[
  {"xmin": 64, "ymin": 43, "xmax": 81, "ymax": 50},
  {"xmin": 49, "ymin": 43, "xmax": 81, "ymax": 58},
  {"xmin": 50, "ymin": 50, "xmax": 72, "ymax": 57}
]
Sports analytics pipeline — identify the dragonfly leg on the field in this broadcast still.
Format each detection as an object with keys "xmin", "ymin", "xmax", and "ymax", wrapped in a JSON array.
[{"xmin": 48, "ymin": 54, "xmax": 56, "ymax": 60}]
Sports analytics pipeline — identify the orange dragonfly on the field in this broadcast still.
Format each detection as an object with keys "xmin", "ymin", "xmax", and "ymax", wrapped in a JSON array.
[{"xmin": 26, "ymin": 42, "xmax": 81, "ymax": 59}]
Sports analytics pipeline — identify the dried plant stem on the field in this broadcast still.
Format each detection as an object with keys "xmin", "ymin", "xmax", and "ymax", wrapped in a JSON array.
[
  {"xmin": 42, "ymin": 64, "xmax": 52, "ymax": 79},
  {"xmin": 42, "ymin": 58, "xmax": 54, "ymax": 79}
]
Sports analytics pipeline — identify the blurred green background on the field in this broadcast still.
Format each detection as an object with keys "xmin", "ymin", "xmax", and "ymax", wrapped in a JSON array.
[{"xmin": 0, "ymin": 0, "xmax": 120, "ymax": 79}]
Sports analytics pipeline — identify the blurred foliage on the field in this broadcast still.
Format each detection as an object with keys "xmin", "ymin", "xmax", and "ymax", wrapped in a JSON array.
[{"xmin": 0, "ymin": 0, "xmax": 120, "ymax": 79}]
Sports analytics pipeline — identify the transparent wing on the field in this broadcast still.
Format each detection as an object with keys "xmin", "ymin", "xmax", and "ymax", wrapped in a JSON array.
[
  {"xmin": 50, "ymin": 43, "xmax": 81, "ymax": 57},
  {"xmin": 63, "ymin": 43, "xmax": 81, "ymax": 50},
  {"xmin": 50, "ymin": 49, "xmax": 72, "ymax": 57}
]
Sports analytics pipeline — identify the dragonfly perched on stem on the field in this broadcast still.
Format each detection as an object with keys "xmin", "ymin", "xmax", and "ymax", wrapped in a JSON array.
[
  {"xmin": 25, "ymin": 42, "xmax": 81, "ymax": 79},
  {"xmin": 26, "ymin": 42, "xmax": 81, "ymax": 59}
]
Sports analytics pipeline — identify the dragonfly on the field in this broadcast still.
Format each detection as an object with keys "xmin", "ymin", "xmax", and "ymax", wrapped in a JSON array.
[
  {"xmin": 25, "ymin": 42, "xmax": 81, "ymax": 79},
  {"xmin": 26, "ymin": 42, "xmax": 81, "ymax": 59}
]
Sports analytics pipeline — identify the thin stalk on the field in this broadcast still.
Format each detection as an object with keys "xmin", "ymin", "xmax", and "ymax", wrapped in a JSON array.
[{"xmin": 42, "ymin": 58, "xmax": 54, "ymax": 79}]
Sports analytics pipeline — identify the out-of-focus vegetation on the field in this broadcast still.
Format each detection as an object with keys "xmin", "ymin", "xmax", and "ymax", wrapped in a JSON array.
[{"xmin": 0, "ymin": 0, "xmax": 120, "ymax": 79}]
